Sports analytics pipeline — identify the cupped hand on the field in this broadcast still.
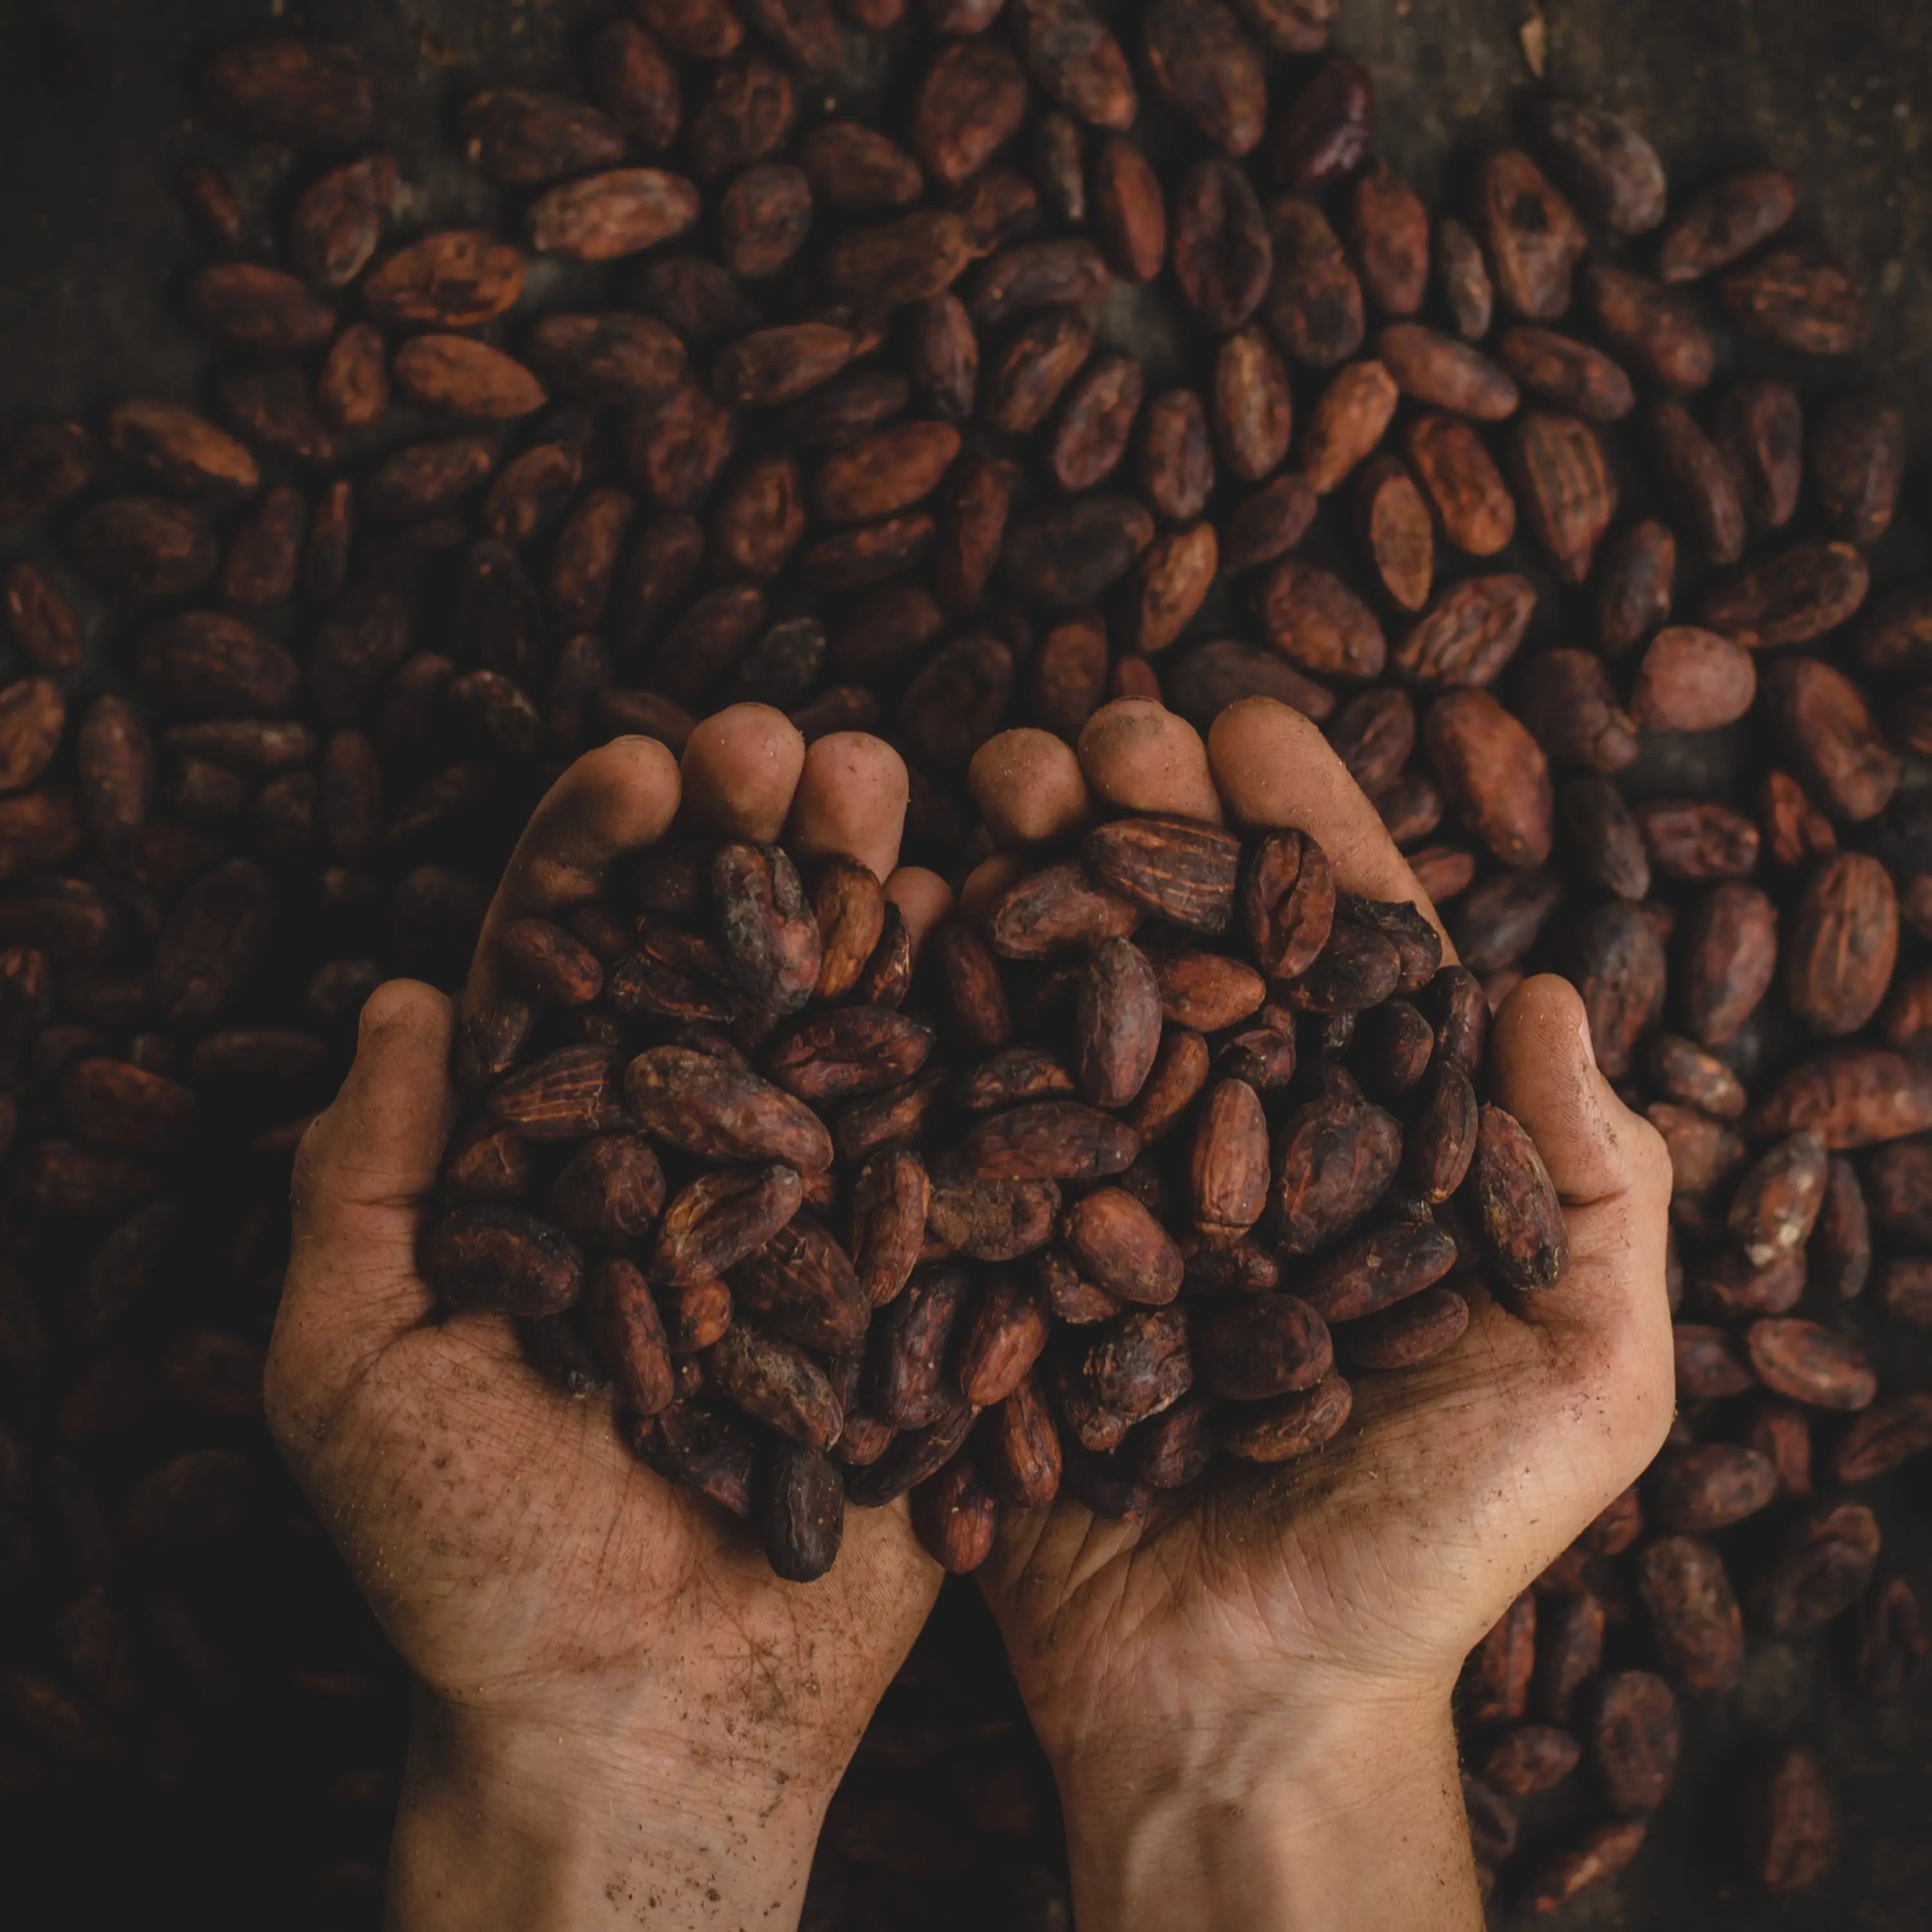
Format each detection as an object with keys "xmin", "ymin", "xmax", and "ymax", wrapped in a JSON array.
[
  {"xmin": 265, "ymin": 708, "xmax": 953, "ymax": 1931},
  {"xmin": 965, "ymin": 698, "xmax": 1676, "ymax": 1932}
]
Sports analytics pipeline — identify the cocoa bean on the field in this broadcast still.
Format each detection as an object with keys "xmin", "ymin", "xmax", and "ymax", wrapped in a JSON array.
[
  {"xmin": 1753, "ymin": 1501, "xmax": 1882, "ymax": 1635},
  {"xmin": 1745, "ymin": 1320, "xmax": 1877, "ymax": 1413},
  {"xmin": 1649, "ymin": 1444, "xmax": 1777, "ymax": 1533},
  {"xmin": 1063, "ymin": 1186, "xmax": 1184, "ymax": 1305},
  {"xmin": 1518, "ymin": 650, "xmax": 1637, "ymax": 773},
  {"xmin": 421, "ymin": 1207, "xmax": 583, "ymax": 1318},
  {"xmin": 1589, "ymin": 1671, "xmax": 1679, "ymax": 1815},
  {"xmin": 1855, "ymin": 1573, "xmax": 1927, "ymax": 1701},
  {"xmin": 1727, "ymin": 1132, "xmax": 1828, "ymax": 1267},
  {"xmin": 1519, "ymin": 1821, "xmax": 1646, "ymax": 1916},
  {"xmin": 1256, "ymin": 560, "xmax": 1386, "ymax": 678},
  {"xmin": 1482, "ymin": 1725, "xmax": 1580, "ymax": 1799},
  {"xmin": 1407, "ymin": 413, "xmax": 1515, "ymax": 556},
  {"xmin": 1639, "ymin": 1534, "xmax": 1743, "ymax": 1690},
  {"xmin": 1584, "ymin": 265, "xmax": 1714, "ymax": 391},
  {"xmin": 650, "ymin": 1164, "xmax": 799, "ymax": 1286},
  {"xmin": 1473, "ymin": 150, "xmax": 1586, "ymax": 320},
  {"xmin": 1303, "ymin": 1220, "xmax": 1459, "ymax": 1322},
  {"xmin": 1745, "ymin": 1746, "xmax": 1839, "ymax": 1893},
  {"xmin": 1394, "ymin": 574, "xmax": 1536, "ymax": 690},
  {"xmin": 1423, "ymin": 690, "xmax": 1553, "ymax": 868},
  {"xmin": 1723, "ymin": 245, "xmax": 1866, "ymax": 355},
  {"xmin": 1216, "ymin": 1371, "xmax": 1352, "ymax": 1461},
  {"xmin": 1472, "ymin": 1104, "xmax": 1567, "ymax": 1291}
]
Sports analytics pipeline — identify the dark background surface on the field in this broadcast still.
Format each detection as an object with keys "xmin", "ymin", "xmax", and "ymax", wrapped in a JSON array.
[{"xmin": 2, "ymin": 1, "xmax": 1931, "ymax": 1927}]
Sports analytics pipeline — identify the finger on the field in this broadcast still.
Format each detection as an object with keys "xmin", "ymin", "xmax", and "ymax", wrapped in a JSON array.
[
  {"xmin": 1492, "ymin": 977, "xmax": 1665, "ymax": 1211},
  {"xmin": 786, "ymin": 732, "xmax": 910, "ymax": 882},
  {"xmin": 680, "ymin": 703, "xmax": 806, "ymax": 844},
  {"xmin": 276, "ymin": 981, "xmax": 457, "ymax": 1426},
  {"xmin": 1206, "ymin": 697, "xmax": 1452, "ymax": 951},
  {"xmin": 470, "ymin": 735, "xmax": 681, "ymax": 1008},
  {"xmin": 884, "ymin": 866, "xmax": 953, "ymax": 958},
  {"xmin": 968, "ymin": 728, "xmax": 1092, "ymax": 849},
  {"xmin": 1489, "ymin": 975, "xmax": 1675, "ymax": 1398},
  {"xmin": 1077, "ymin": 699, "xmax": 1222, "ymax": 823}
]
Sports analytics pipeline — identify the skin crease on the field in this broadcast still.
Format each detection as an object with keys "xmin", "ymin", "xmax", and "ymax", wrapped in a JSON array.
[
  {"xmin": 268, "ymin": 715, "xmax": 945, "ymax": 1931},
  {"xmin": 272, "ymin": 696, "xmax": 1673, "ymax": 1930},
  {"xmin": 970, "ymin": 699, "xmax": 1674, "ymax": 1932}
]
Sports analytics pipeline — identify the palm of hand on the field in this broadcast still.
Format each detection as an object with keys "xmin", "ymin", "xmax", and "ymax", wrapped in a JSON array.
[
  {"xmin": 308, "ymin": 1311, "xmax": 924, "ymax": 1768},
  {"xmin": 991, "ymin": 1293, "xmax": 1636, "ymax": 1758},
  {"xmin": 967, "ymin": 697, "xmax": 1674, "ymax": 1780}
]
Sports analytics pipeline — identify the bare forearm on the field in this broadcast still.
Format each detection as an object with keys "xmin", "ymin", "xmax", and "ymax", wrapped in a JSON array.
[
  {"xmin": 387, "ymin": 1692, "xmax": 828, "ymax": 1932},
  {"xmin": 1057, "ymin": 1697, "xmax": 1482, "ymax": 1932}
]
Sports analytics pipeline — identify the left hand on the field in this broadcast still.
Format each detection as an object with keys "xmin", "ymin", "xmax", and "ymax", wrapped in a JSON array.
[{"xmin": 267, "ymin": 708, "xmax": 952, "ymax": 1931}]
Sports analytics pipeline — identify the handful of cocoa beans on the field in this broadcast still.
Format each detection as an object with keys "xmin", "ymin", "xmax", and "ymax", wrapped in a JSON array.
[{"xmin": 423, "ymin": 809, "xmax": 1565, "ymax": 1580}]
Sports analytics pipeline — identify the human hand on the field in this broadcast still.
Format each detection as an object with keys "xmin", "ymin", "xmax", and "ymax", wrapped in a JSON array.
[
  {"xmin": 266, "ymin": 708, "xmax": 953, "ymax": 1931},
  {"xmin": 966, "ymin": 697, "xmax": 1676, "ymax": 1932}
]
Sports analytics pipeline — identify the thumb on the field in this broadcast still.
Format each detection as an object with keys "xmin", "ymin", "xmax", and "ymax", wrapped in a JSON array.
[
  {"xmin": 1490, "ymin": 975, "xmax": 1666, "ymax": 1218},
  {"xmin": 1487, "ymin": 975, "xmax": 1675, "ymax": 1425},
  {"xmin": 272, "ymin": 981, "xmax": 456, "ymax": 1442}
]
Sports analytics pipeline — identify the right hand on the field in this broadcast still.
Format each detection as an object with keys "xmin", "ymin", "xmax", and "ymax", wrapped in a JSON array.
[{"xmin": 967, "ymin": 698, "xmax": 1676, "ymax": 1932}]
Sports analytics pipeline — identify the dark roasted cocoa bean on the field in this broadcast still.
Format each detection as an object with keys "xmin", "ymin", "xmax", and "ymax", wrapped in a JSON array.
[
  {"xmin": 1753, "ymin": 1501, "xmax": 1882, "ymax": 1636},
  {"xmin": 1745, "ymin": 1320, "xmax": 1877, "ymax": 1413},
  {"xmin": 1723, "ymin": 244, "xmax": 1866, "ymax": 355},
  {"xmin": 1063, "ymin": 1187, "xmax": 1183, "ymax": 1305},
  {"xmin": 421, "ymin": 1207, "xmax": 583, "ymax": 1318},
  {"xmin": 1465, "ymin": 1592, "xmax": 1537, "ymax": 1727},
  {"xmin": 977, "ymin": 1372, "xmax": 1061, "ymax": 1508},
  {"xmin": 1217, "ymin": 1371, "xmax": 1352, "ymax": 1462},
  {"xmin": 1471, "ymin": 1105, "xmax": 1567, "ymax": 1291},
  {"xmin": 1584, "ymin": 265, "xmax": 1714, "ymax": 391},
  {"xmin": 1474, "ymin": 149, "xmax": 1585, "ymax": 320},
  {"xmin": 1269, "ymin": 53, "xmax": 1372, "ymax": 191},
  {"xmin": 1269, "ymin": 1092, "xmax": 1401, "ymax": 1253}
]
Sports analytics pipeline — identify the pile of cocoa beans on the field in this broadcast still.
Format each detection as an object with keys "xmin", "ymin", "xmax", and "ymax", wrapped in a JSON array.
[
  {"xmin": 0, "ymin": 0, "xmax": 1927, "ymax": 1920},
  {"xmin": 424, "ymin": 810, "xmax": 1565, "ymax": 1582}
]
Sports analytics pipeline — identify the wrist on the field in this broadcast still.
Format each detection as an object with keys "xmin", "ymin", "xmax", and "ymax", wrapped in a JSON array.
[
  {"xmin": 1055, "ymin": 1690, "xmax": 1481, "ymax": 1932},
  {"xmin": 389, "ymin": 1687, "xmax": 835, "ymax": 1931}
]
